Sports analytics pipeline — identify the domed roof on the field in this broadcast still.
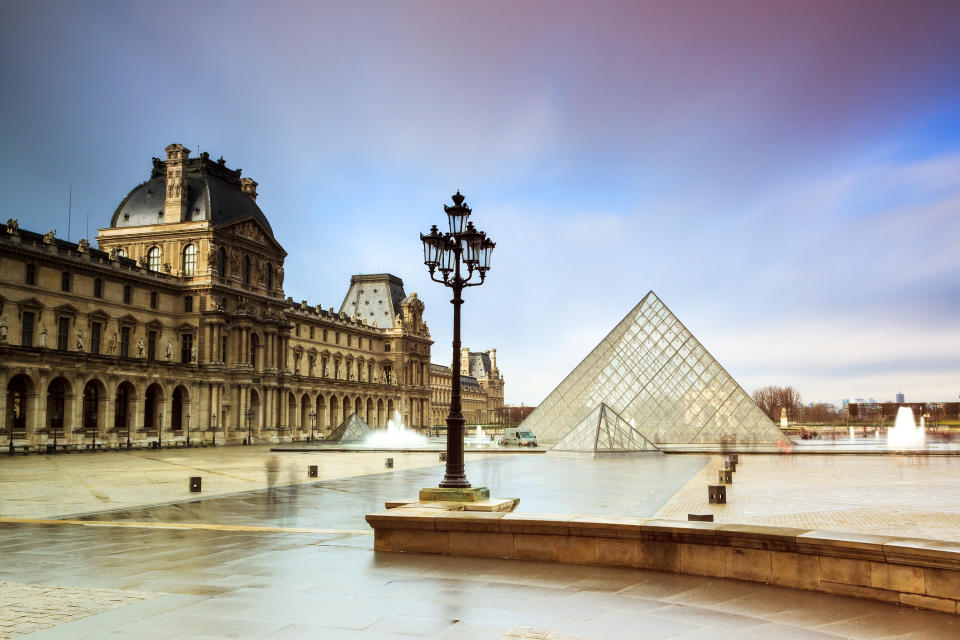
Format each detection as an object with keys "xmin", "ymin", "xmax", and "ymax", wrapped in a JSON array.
[{"xmin": 110, "ymin": 152, "xmax": 274, "ymax": 236}]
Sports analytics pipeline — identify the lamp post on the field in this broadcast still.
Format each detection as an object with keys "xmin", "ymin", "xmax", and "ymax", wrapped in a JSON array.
[
  {"xmin": 421, "ymin": 191, "xmax": 495, "ymax": 488},
  {"xmin": 185, "ymin": 413, "xmax": 191, "ymax": 447},
  {"xmin": 211, "ymin": 413, "xmax": 217, "ymax": 447},
  {"xmin": 245, "ymin": 408, "xmax": 253, "ymax": 445},
  {"xmin": 157, "ymin": 413, "xmax": 163, "ymax": 448},
  {"xmin": 309, "ymin": 410, "xmax": 317, "ymax": 443}
]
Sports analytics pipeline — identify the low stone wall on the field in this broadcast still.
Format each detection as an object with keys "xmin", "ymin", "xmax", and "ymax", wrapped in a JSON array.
[{"xmin": 366, "ymin": 507, "xmax": 960, "ymax": 615}]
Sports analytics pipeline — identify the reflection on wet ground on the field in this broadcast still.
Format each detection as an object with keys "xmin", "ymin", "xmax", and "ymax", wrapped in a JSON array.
[
  {"xmin": 2, "ymin": 452, "xmax": 959, "ymax": 638},
  {"xmin": 76, "ymin": 455, "xmax": 710, "ymax": 530}
]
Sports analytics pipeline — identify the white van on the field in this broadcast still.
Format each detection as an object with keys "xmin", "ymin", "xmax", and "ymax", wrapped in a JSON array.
[{"xmin": 499, "ymin": 427, "xmax": 537, "ymax": 447}]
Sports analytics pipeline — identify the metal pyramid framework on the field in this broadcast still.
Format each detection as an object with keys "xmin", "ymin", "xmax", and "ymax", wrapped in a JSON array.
[
  {"xmin": 522, "ymin": 291, "xmax": 783, "ymax": 445},
  {"xmin": 552, "ymin": 403, "xmax": 660, "ymax": 453},
  {"xmin": 324, "ymin": 413, "xmax": 372, "ymax": 443}
]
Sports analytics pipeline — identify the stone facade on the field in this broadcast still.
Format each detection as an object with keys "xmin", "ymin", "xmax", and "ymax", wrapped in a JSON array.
[
  {"xmin": 0, "ymin": 144, "xmax": 432, "ymax": 449},
  {"xmin": 429, "ymin": 347, "xmax": 505, "ymax": 426}
]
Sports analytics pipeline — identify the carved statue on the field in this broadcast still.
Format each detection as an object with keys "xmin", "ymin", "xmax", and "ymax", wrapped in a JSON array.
[
  {"xmin": 229, "ymin": 247, "xmax": 241, "ymax": 273},
  {"xmin": 38, "ymin": 322, "xmax": 47, "ymax": 347},
  {"xmin": 77, "ymin": 238, "xmax": 89, "ymax": 254},
  {"xmin": 207, "ymin": 242, "xmax": 218, "ymax": 264},
  {"xmin": 256, "ymin": 260, "xmax": 266, "ymax": 284},
  {"xmin": 392, "ymin": 373, "xmax": 398, "ymax": 386},
  {"xmin": 191, "ymin": 343, "xmax": 198, "ymax": 363},
  {"xmin": 6, "ymin": 218, "xmax": 19, "ymax": 234},
  {"xmin": 138, "ymin": 255, "xmax": 149, "ymax": 268},
  {"xmin": 276, "ymin": 264, "xmax": 284, "ymax": 287},
  {"xmin": 108, "ymin": 332, "xmax": 118, "ymax": 355},
  {"xmin": 109, "ymin": 247, "xmax": 118, "ymax": 260},
  {"xmin": 42, "ymin": 230, "xmax": 56, "ymax": 244},
  {"xmin": 75, "ymin": 329, "xmax": 85, "ymax": 351},
  {"xmin": 136, "ymin": 338, "xmax": 145, "ymax": 358},
  {"xmin": 294, "ymin": 353, "xmax": 302, "ymax": 375},
  {"xmin": 308, "ymin": 355, "xmax": 316, "ymax": 375},
  {"xmin": 165, "ymin": 340, "xmax": 173, "ymax": 360},
  {"xmin": 151, "ymin": 157, "xmax": 164, "ymax": 179},
  {"xmin": 162, "ymin": 263, "xmax": 171, "ymax": 274},
  {"xmin": 0, "ymin": 316, "xmax": 7, "ymax": 342}
]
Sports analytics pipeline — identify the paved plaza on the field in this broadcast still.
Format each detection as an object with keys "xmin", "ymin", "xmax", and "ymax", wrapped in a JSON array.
[{"xmin": 1, "ymin": 447, "xmax": 959, "ymax": 638}]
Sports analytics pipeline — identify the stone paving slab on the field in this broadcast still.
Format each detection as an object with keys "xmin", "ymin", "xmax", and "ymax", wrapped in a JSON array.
[{"xmin": 0, "ymin": 581, "xmax": 158, "ymax": 639}]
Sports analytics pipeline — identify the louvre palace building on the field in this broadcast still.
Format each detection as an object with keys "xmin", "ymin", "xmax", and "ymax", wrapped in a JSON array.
[{"xmin": 0, "ymin": 143, "xmax": 501, "ymax": 451}]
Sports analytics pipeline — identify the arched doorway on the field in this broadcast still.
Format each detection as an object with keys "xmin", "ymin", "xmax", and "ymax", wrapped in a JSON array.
[
  {"xmin": 46, "ymin": 377, "xmax": 72, "ymax": 445},
  {"xmin": 377, "ymin": 398, "xmax": 384, "ymax": 428},
  {"xmin": 248, "ymin": 388, "xmax": 261, "ymax": 435},
  {"xmin": 354, "ymin": 397, "xmax": 362, "ymax": 419},
  {"xmin": 82, "ymin": 379, "xmax": 106, "ymax": 441},
  {"xmin": 300, "ymin": 393, "xmax": 309, "ymax": 434},
  {"xmin": 114, "ymin": 381, "xmax": 136, "ymax": 445},
  {"xmin": 171, "ymin": 386, "xmax": 189, "ymax": 434},
  {"xmin": 144, "ymin": 383, "xmax": 164, "ymax": 444},
  {"xmin": 287, "ymin": 392, "xmax": 297, "ymax": 431},
  {"xmin": 366, "ymin": 398, "xmax": 373, "ymax": 424},
  {"xmin": 342, "ymin": 396, "xmax": 351, "ymax": 422},
  {"xmin": 329, "ymin": 395, "xmax": 338, "ymax": 429},
  {"xmin": 315, "ymin": 395, "xmax": 326, "ymax": 433},
  {"xmin": 6, "ymin": 374, "xmax": 34, "ymax": 437},
  {"xmin": 387, "ymin": 399, "xmax": 395, "ymax": 424}
]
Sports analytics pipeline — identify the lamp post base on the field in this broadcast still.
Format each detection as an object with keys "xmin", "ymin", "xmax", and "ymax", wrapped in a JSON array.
[{"xmin": 419, "ymin": 486, "xmax": 490, "ymax": 502}]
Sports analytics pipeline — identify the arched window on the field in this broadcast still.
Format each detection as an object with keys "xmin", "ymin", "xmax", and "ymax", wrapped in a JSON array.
[
  {"xmin": 116, "ymin": 248, "xmax": 126, "ymax": 258},
  {"xmin": 182, "ymin": 244, "xmax": 197, "ymax": 276},
  {"xmin": 266, "ymin": 262, "xmax": 273, "ymax": 290},
  {"xmin": 217, "ymin": 247, "xmax": 227, "ymax": 278},
  {"xmin": 242, "ymin": 255, "xmax": 251, "ymax": 285},
  {"xmin": 147, "ymin": 246, "xmax": 161, "ymax": 271}
]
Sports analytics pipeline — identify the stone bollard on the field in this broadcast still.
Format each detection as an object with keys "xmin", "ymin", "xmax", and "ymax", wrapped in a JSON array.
[
  {"xmin": 718, "ymin": 468, "xmax": 733, "ymax": 484},
  {"xmin": 385, "ymin": 457, "xmax": 394, "ymax": 469},
  {"xmin": 726, "ymin": 460, "xmax": 737, "ymax": 473},
  {"xmin": 189, "ymin": 477, "xmax": 202, "ymax": 492},
  {"xmin": 688, "ymin": 513, "xmax": 714, "ymax": 522},
  {"xmin": 708, "ymin": 485, "xmax": 726, "ymax": 504},
  {"xmin": 308, "ymin": 465, "xmax": 318, "ymax": 478},
  {"xmin": 728, "ymin": 453, "xmax": 739, "ymax": 464},
  {"xmin": 439, "ymin": 452, "xmax": 447, "ymax": 462}
]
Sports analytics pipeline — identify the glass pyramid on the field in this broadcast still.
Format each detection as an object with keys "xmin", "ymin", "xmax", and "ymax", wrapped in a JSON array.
[
  {"xmin": 521, "ymin": 291, "xmax": 784, "ymax": 445},
  {"xmin": 324, "ymin": 413, "xmax": 372, "ymax": 443},
  {"xmin": 552, "ymin": 403, "xmax": 660, "ymax": 453}
]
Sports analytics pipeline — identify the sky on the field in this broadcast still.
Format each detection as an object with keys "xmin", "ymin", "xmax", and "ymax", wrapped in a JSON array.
[{"xmin": 2, "ymin": 1, "xmax": 959, "ymax": 407}]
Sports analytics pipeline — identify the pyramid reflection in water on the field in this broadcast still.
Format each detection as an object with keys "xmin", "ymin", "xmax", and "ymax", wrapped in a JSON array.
[{"xmin": 523, "ymin": 291, "xmax": 783, "ymax": 446}]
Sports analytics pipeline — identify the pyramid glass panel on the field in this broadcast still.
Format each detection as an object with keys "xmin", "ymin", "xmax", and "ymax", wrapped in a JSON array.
[
  {"xmin": 324, "ymin": 413, "xmax": 373, "ymax": 443},
  {"xmin": 552, "ymin": 403, "xmax": 660, "ymax": 453},
  {"xmin": 520, "ymin": 291, "xmax": 784, "ymax": 445}
]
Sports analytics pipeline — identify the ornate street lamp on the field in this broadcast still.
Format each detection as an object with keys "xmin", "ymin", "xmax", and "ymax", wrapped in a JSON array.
[
  {"xmin": 185, "ymin": 413, "xmax": 191, "ymax": 447},
  {"xmin": 157, "ymin": 413, "xmax": 163, "ymax": 449},
  {"xmin": 210, "ymin": 413, "xmax": 217, "ymax": 447},
  {"xmin": 245, "ymin": 408, "xmax": 253, "ymax": 445},
  {"xmin": 309, "ymin": 410, "xmax": 317, "ymax": 443},
  {"xmin": 421, "ymin": 191, "xmax": 495, "ymax": 488}
]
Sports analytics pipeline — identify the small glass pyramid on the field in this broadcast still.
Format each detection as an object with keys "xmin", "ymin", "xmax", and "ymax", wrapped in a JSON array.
[
  {"xmin": 522, "ymin": 291, "xmax": 784, "ymax": 445},
  {"xmin": 552, "ymin": 403, "xmax": 660, "ymax": 453},
  {"xmin": 324, "ymin": 413, "xmax": 372, "ymax": 442}
]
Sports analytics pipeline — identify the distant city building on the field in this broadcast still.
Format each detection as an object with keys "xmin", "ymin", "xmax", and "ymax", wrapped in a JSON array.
[
  {"xmin": 0, "ymin": 144, "xmax": 433, "ymax": 450},
  {"xmin": 429, "ymin": 348, "xmax": 505, "ymax": 426},
  {"xmin": 896, "ymin": 392, "xmax": 905, "ymax": 403}
]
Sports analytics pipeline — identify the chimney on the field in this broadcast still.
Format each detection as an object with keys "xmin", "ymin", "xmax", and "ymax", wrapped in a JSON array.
[
  {"xmin": 460, "ymin": 347, "xmax": 470, "ymax": 374},
  {"xmin": 240, "ymin": 177, "xmax": 258, "ymax": 201},
  {"xmin": 163, "ymin": 143, "xmax": 190, "ymax": 223},
  {"xmin": 490, "ymin": 348, "xmax": 497, "ymax": 372}
]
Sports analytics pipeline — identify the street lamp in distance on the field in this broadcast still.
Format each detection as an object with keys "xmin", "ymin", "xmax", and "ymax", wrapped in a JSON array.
[
  {"xmin": 309, "ymin": 410, "xmax": 317, "ymax": 443},
  {"xmin": 210, "ymin": 413, "xmax": 217, "ymax": 447},
  {"xmin": 185, "ymin": 413, "xmax": 191, "ymax": 447},
  {"xmin": 245, "ymin": 408, "xmax": 253, "ymax": 446}
]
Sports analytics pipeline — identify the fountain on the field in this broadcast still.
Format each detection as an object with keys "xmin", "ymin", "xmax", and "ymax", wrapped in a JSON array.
[
  {"xmin": 465, "ymin": 425, "xmax": 494, "ymax": 446},
  {"xmin": 364, "ymin": 411, "xmax": 428, "ymax": 448},
  {"xmin": 887, "ymin": 406, "xmax": 925, "ymax": 449}
]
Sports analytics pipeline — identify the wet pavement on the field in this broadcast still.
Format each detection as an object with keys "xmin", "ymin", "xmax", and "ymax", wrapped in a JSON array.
[{"xmin": 2, "ymin": 449, "xmax": 959, "ymax": 638}]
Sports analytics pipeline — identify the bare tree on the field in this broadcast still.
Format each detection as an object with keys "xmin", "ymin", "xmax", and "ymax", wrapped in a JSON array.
[{"xmin": 752, "ymin": 385, "xmax": 802, "ymax": 422}]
